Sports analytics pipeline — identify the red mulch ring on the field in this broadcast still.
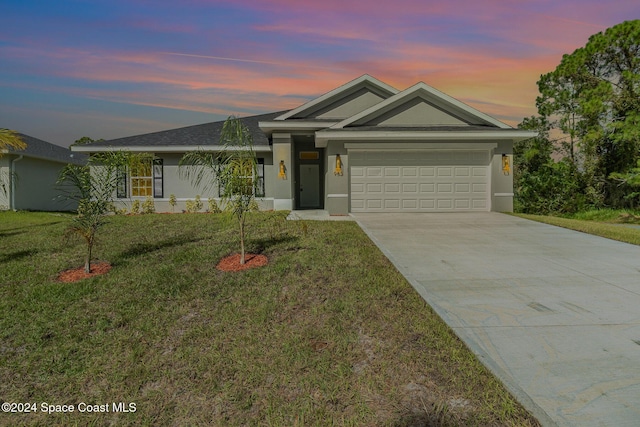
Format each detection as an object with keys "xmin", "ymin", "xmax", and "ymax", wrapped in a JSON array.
[
  {"xmin": 216, "ymin": 253, "xmax": 268, "ymax": 272},
  {"xmin": 57, "ymin": 262, "xmax": 112, "ymax": 283}
]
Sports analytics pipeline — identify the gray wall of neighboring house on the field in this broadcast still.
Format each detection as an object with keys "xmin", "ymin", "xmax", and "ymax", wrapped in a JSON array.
[
  {"xmin": 11, "ymin": 156, "xmax": 77, "ymax": 211},
  {"xmin": 0, "ymin": 157, "xmax": 10, "ymax": 209}
]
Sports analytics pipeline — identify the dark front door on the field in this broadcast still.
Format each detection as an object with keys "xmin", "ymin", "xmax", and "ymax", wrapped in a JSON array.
[{"xmin": 295, "ymin": 142, "xmax": 323, "ymax": 210}]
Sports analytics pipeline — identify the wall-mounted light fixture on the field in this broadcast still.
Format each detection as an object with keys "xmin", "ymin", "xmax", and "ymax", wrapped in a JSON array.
[
  {"xmin": 502, "ymin": 154, "xmax": 511, "ymax": 176},
  {"xmin": 278, "ymin": 160, "xmax": 287, "ymax": 179},
  {"xmin": 334, "ymin": 154, "xmax": 343, "ymax": 176}
]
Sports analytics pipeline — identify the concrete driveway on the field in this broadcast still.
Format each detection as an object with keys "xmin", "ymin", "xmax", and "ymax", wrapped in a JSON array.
[{"xmin": 353, "ymin": 212, "xmax": 640, "ymax": 427}]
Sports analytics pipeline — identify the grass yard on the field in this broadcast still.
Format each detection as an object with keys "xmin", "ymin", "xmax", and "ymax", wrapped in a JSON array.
[
  {"xmin": 0, "ymin": 211, "xmax": 538, "ymax": 426},
  {"xmin": 515, "ymin": 209, "xmax": 640, "ymax": 246}
]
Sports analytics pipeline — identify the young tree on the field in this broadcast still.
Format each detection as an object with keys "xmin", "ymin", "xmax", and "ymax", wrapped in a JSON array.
[
  {"xmin": 180, "ymin": 116, "xmax": 259, "ymax": 264},
  {"xmin": 57, "ymin": 151, "xmax": 132, "ymax": 273}
]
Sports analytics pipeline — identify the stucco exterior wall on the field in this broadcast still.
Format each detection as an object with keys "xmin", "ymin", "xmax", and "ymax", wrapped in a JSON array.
[
  {"xmin": 110, "ymin": 152, "xmax": 276, "ymax": 213},
  {"xmin": 12, "ymin": 156, "xmax": 77, "ymax": 211},
  {"xmin": 0, "ymin": 157, "xmax": 10, "ymax": 210},
  {"xmin": 324, "ymin": 141, "xmax": 349, "ymax": 215},
  {"xmin": 491, "ymin": 140, "xmax": 514, "ymax": 212},
  {"xmin": 271, "ymin": 133, "xmax": 293, "ymax": 210}
]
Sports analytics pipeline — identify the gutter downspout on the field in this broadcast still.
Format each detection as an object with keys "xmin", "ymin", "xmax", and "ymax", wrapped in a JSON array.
[{"xmin": 10, "ymin": 155, "xmax": 23, "ymax": 211}]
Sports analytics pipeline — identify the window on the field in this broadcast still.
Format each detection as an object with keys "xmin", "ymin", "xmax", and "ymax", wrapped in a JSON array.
[
  {"xmin": 116, "ymin": 157, "xmax": 163, "ymax": 198},
  {"xmin": 218, "ymin": 158, "xmax": 265, "ymax": 197},
  {"xmin": 130, "ymin": 160, "xmax": 153, "ymax": 197}
]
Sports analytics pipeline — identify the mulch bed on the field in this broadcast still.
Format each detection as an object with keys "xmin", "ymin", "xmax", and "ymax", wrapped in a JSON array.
[
  {"xmin": 57, "ymin": 262, "xmax": 112, "ymax": 283},
  {"xmin": 216, "ymin": 253, "xmax": 268, "ymax": 272}
]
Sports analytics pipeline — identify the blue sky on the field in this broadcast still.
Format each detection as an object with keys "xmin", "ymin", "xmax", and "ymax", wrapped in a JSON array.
[{"xmin": 1, "ymin": 0, "xmax": 638, "ymax": 147}]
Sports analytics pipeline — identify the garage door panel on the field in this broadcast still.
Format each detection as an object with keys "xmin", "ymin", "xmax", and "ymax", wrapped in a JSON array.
[
  {"xmin": 402, "ymin": 183, "xmax": 418, "ymax": 193},
  {"xmin": 384, "ymin": 183, "xmax": 400, "ymax": 193},
  {"xmin": 350, "ymin": 151, "xmax": 489, "ymax": 212},
  {"xmin": 384, "ymin": 167, "xmax": 400, "ymax": 177},
  {"xmin": 352, "ymin": 183, "xmax": 364, "ymax": 193},
  {"xmin": 473, "ymin": 199, "xmax": 488, "ymax": 209},
  {"xmin": 402, "ymin": 167, "xmax": 418, "ymax": 177},
  {"xmin": 437, "ymin": 199, "xmax": 453, "ymax": 209},
  {"xmin": 472, "ymin": 167, "xmax": 487, "ymax": 177},
  {"xmin": 367, "ymin": 183, "xmax": 382, "ymax": 193},
  {"xmin": 420, "ymin": 183, "xmax": 435, "ymax": 193},
  {"xmin": 367, "ymin": 167, "xmax": 383, "ymax": 177},
  {"xmin": 455, "ymin": 199, "xmax": 471, "ymax": 209},
  {"xmin": 403, "ymin": 199, "xmax": 418, "ymax": 209},
  {"xmin": 455, "ymin": 167, "xmax": 470, "ymax": 177},
  {"xmin": 437, "ymin": 183, "xmax": 453, "ymax": 193},
  {"xmin": 472, "ymin": 183, "xmax": 487, "ymax": 193},
  {"xmin": 437, "ymin": 167, "xmax": 453, "ymax": 177},
  {"xmin": 455, "ymin": 183, "xmax": 470, "ymax": 193},
  {"xmin": 384, "ymin": 199, "xmax": 400, "ymax": 209},
  {"xmin": 351, "ymin": 166, "xmax": 365, "ymax": 177},
  {"xmin": 366, "ymin": 199, "xmax": 383, "ymax": 209},
  {"xmin": 420, "ymin": 167, "xmax": 435, "ymax": 177}
]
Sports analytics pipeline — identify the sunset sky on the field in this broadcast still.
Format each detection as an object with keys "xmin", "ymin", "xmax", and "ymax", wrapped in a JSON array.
[{"xmin": 1, "ymin": 0, "xmax": 638, "ymax": 147}]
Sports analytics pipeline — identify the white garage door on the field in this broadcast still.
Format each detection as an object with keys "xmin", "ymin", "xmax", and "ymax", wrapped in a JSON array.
[{"xmin": 350, "ymin": 150, "xmax": 489, "ymax": 212}]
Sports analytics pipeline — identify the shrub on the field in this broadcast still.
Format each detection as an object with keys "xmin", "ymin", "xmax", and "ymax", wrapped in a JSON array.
[
  {"xmin": 208, "ymin": 198, "xmax": 221, "ymax": 213},
  {"xmin": 142, "ymin": 196, "xmax": 155, "ymax": 214},
  {"xmin": 131, "ymin": 199, "xmax": 141, "ymax": 215},
  {"xmin": 185, "ymin": 195, "xmax": 203, "ymax": 213}
]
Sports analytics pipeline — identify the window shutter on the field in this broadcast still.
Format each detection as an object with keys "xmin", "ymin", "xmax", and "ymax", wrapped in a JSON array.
[
  {"xmin": 117, "ymin": 167, "xmax": 127, "ymax": 198},
  {"xmin": 153, "ymin": 158, "xmax": 163, "ymax": 198}
]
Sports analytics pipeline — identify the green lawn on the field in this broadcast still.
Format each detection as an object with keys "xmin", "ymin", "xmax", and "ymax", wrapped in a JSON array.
[
  {"xmin": 0, "ymin": 211, "xmax": 538, "ymax": 426},
  {"xmin": 515, "ymin": 210, "xmax": 640, "ymax": 246}
]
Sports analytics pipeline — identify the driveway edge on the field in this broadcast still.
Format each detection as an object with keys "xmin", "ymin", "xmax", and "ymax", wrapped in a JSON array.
[{"xmin": 354, "ymin": 215, "xmax": 556, "ymax": 427}]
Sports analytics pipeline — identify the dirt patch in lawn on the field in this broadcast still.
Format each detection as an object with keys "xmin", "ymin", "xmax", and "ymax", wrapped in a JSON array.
[
  {"xmin": 57, "ymin": 262, "xmax": 112, "ymax": 283},
  {"xmin": 216, "ymin": 253, "xmax": 268, "ymax": 272}
]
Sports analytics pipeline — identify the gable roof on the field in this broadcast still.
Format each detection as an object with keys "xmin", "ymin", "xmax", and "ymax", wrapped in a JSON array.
[
  {"xmin": 73, "ymin": 111, "xmax": 285, "ymax": 153},
  {"xmin": 331, "ymin": 82, "xmax": 511, "ymax": 129},
  {"xmin": 4, "ymin": 134, "xmax": 86, "ymax": 165},
  {"xmin": 275, "ymin": 74, "xmax": 398, "ymax": 121},
  {"xmin": 313, "ymin": 81, "xmax": 536, "ymax": 146}
]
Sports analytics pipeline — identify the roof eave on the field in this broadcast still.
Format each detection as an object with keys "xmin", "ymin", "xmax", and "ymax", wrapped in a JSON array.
[
  {"xmin": 71, "ymin": 145, "xmax": 273, "ymax": 153},
  {"xmin": 259, "ymin": 120, "xmax": 338, "ymax": 135},
  {"xmin": 315, "ymin": 130, "xmax": 537, "ymax": 147}
]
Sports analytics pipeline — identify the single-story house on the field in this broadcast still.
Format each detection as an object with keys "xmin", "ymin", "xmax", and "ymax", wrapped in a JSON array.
[
  {"xmin": 72, "ymin": 75, "xmax": 536, "ymax": 214},
  {"xmin": 0, "ymin": 134, "xmax": 87, "ymax": 211}
]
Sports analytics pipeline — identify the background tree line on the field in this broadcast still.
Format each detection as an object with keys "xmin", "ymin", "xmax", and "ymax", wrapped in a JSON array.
[{"xmin": 515, "ymin": 20, "xmax": 640, "ymax": 214}]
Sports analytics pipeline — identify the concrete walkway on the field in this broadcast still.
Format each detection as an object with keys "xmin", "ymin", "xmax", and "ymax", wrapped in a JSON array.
[
  {"xmin": 286, "ymin": 210, "xmax": 354, "ymax": 221},
  {"xmin": 353, "ymin": 212, "xmax": 640, "ymax": 427}
]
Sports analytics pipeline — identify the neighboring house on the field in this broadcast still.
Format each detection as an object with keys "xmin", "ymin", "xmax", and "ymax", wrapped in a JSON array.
[
  {"xmin": 72, "ymin": 75, "xmax": 536, "ymax": 214},
  {"xmin": 0, "ymin": 134, "xmax": 87, "ymax": 211}
]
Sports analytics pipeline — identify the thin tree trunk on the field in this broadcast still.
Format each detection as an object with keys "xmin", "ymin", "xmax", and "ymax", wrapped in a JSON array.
[
  {"xmin": 85, "ymin": 237, "xmax": 93, "ymax": 273},
  {"xmin": 239, "ymin": 217, "xmax": 245, "ymax": 265}
]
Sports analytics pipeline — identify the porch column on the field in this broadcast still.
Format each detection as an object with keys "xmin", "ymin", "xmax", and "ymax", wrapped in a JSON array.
[
  {"xmin": 272, "ymin": 133, "xmax": 294, "ymax": 210},
  {"xmin": 491, "ymin": 141, "xmax": 514, "ymax": 212},
  {"xmin": 325, "ymin": 141, "xmax": 349, "ymax": 215}
]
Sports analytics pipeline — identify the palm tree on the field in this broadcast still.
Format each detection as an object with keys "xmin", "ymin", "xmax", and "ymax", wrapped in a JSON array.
[
  {"xmin": 57, "ymin": 151, "xmax": 132, "ymax": 273},
  {"xmin": 0, "ymin": 129, "xmax": 27, "ymax": 198},
  {"xmin": 180, "ymin": 116, "xmax": 258, "ymax": 264},
  {"xmin": 0, "ymin": 129, "xmax": 27, "ymax": 156}
]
